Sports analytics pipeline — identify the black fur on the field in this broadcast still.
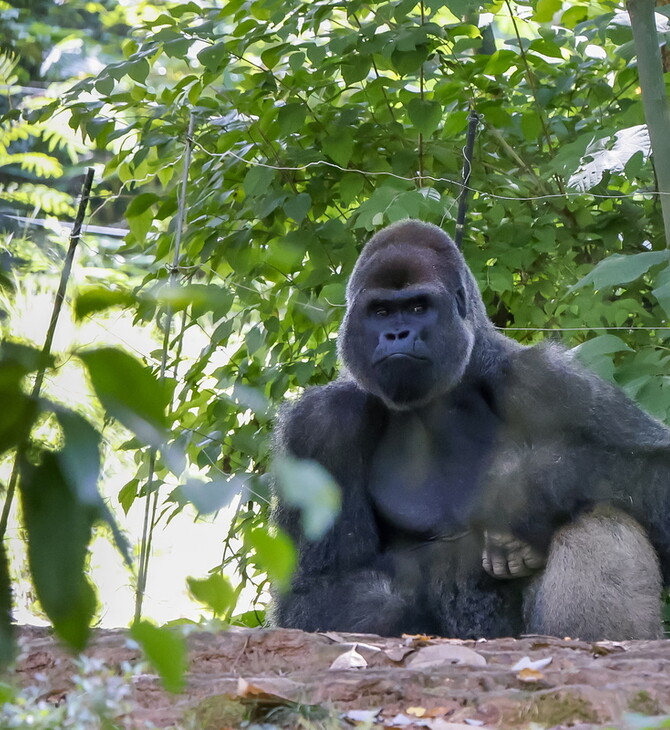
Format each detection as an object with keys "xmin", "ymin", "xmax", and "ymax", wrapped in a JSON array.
[{"xmin": 271, "ymin": 220, "xmax": 670, "ymax": 638}]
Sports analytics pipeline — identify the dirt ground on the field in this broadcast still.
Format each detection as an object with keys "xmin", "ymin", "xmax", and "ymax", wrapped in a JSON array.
[{"xmin": 6, "ymin": 626, "xmax": 670, "ymax": 729}]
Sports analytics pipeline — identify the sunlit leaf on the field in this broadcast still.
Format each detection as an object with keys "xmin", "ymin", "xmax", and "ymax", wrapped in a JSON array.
[
  {"xmin": 187, "ymin": 573, "xmax": 236, "ymax": 616},
  {"xmin": 246, "ymin": 527, "xmax": 296, "ymax": 591},
  {"xmin": 570, "ymin": 251, "xmax": 668, "ymax": 291},
  {"xmin": 568, "ymin": 125, "xmax": 651, "ymax": 191},
  {"xmin": 79, "ymin": 348, "xmax": 169, "ymax": 445}
]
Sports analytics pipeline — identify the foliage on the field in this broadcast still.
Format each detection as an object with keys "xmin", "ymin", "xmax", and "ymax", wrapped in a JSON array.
[
  {"xmin": 1, "ymin": 0, "xmax": 670, "ymax": 677},
  {"xmin": 0, "ymin": 655, "xmax": 152, "ymax": 729}
]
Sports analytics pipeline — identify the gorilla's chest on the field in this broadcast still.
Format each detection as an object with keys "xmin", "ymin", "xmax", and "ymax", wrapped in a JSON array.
[{"xmin": 368, "ymin": 394, "xmax": 498, "ymax": 538}]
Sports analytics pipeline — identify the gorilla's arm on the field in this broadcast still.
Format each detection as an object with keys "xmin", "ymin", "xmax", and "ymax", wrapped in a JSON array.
[
  {"xmin": 271, "ymin": 380, "xmax": 415, "ymax": 634},
  {"xmin": 487, "ymin": 343, "xmax": 670, "ymax": 580}
]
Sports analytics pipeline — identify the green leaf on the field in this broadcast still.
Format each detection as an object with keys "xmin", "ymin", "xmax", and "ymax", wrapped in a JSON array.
[
  {"xmin": 574, "ymin": 334, "xmax": 633, "ymax": 358},
  {"xmin": 55, "ymin": 410, "xmax": 102, "ymax": 505},
  {"xmin": 79, "ymin": 348, "xmax": 169, "ymax": 444},
  {"xmin": 230, "ymin": 609, "xmax": 265, "ymax": 628},
  {"xmin": 261, "ymin": 43, "xmax": 289, "ymax": 69},
  {"xmin": 341, "ymin": 55, "xmax": 371, "ymax": 84},
  {"xmin": 266, "ymin": 230, "xmax": 309, "ymax": 272},
  {"xmin": 95, "ymin": 76, "xmax": 115, "ymax": 95},
  {"xmin": 127, "ymin": 58, "xmax": 150, "ymax": 84},
  {"xmin": 391, "ymin": 46, "xmax": 428, "ymax": 75},
  {"xmin": 0, "ymin": 366, "xmax": 33, "ymax": 455},
  {"xmin": 529, "ymin": 39, "xmax": 565, "ymax": 59},
  {"xmin": 244, "ymin": 166, "xmax": 275, "ymax": 197},
  {"xmin": 653, "ymin": 278, "xmax": 670, "ymax": 318},
  {"xmin": 246, "ymin": 527, "xmax": 296, "ymax": 591},
  {"xmin": 179, "ymin": 475, "xmax": 245, "ymax": 514},
  {"xmin": 570, "ymin": 251, "xmax": 669, "ymax": 291},
  {"xmin": 155, "ymin": 284, "xmax": 234, "ymax": 319},
  {"xmin": 20, "ymin": 452, "xmax": 97, "ymax": 650},
  {"xmin": 245, "ymin": 326, "xmax": 265, "ymax": 355},
  {"xmin": 118, "ymin": 479, "xmax": 138, "ymax": 515},
  {"xmin": 406, "ymin": 99, "xmax": 442, "ymax": 136},
  {"xmin": 532, "ymin": 0, "xmax": 562, "ymax": 22},
  {"xmin": 130, "ymin": 621, "xmax": 186, "ymax": 693},
  {"xmin": 273, "ymin": 455, "xmax": 341, "ymax": 540},
  {"xmin": 74, "ymin": 287, "xmax": 135, "ymax": 320},
  {"xmin": 164, "ymin": 38, "xmax": 193, "ymax": 59},
  {"xmin": 277, "ymin": 103, "xmax": 306, "ymax": 135},
  {"xmin": 187, "ymin": 573, "xmax": 236, "ymax": 616},
  {"xmin": 322, "ymin": 130, "xmax": 354, "ymax": 167},
  {"xmin": 198, "ymin": 42, "xmax": 228, "ymax": 71},
  {"xmin": 484, "ymin": 50, "xmax": 518, "ymax": 75},
  {"xmin": 284, "ymin": 192, "xmax": 311, "ymax": 223},
  {"xmin": 288, "ymin": 51, "xmax": 305, "ymax": 73}
]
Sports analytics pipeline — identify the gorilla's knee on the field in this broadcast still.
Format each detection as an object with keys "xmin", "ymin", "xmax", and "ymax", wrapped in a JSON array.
[{"xmin": 523, "ymin": 506, "xmax": 663, "ymax": 641}]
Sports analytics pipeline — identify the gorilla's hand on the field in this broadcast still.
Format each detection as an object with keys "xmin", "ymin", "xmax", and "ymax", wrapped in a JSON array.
[{"xmin": 482, "ymin": 530, "xmax": 545, "ymax": 579}]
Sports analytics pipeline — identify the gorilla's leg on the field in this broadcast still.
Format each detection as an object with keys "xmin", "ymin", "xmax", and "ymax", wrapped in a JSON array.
[{"xmin": 523, "ymin": 506, "xmax": 663, "ymax": 641}]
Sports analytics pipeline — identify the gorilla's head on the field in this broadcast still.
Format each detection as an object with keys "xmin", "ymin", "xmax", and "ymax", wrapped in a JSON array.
[{"xmin": 339, "ymin": 220, "xmax": 490, "ymax": 410}]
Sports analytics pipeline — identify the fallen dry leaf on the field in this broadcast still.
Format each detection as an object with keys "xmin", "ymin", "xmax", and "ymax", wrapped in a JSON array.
[
  {"xmin": 592, "ymin": 640, "xmax": 627, "ymax": 656},
  {"xmin": 386, "ymin": 713, "xmax": 416, "ymax": 727},
  {"xmin": 343, "ymin": 708, "xmax": 381, "ymax": 723},
  {"xmin": 408, "ymin": 643, "xmax": 486, "ymax": 669},
  {"xmin": 511, "ymin": 655, "xmax": 552, "ymax": 671},
  {"xmin": 516, "ymin": 667, "xmax": 546, "ymax": 683},
  {"xmin": 329, "ymin": 645, "xmax": 368, "ymax": 670},
  {"xmin": 406, "ymin": 706, "xmax": 427, "ymax": 717},
  {"xmin": 402, "ymin": 633, "xmax": 434, "ymax": 644},
  {"xmin": 236, "ymin": 677, "xmax": 299, "ymax": 705}
]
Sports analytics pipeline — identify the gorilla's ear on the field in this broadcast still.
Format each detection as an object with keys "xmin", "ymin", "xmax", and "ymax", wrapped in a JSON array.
[{"xmin": 455, "ymin": 285, "xmax": 467, "ymax": 319}]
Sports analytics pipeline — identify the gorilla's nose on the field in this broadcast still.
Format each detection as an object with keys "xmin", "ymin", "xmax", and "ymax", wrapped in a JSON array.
[{"xmin": 384, "ymin": 329, "xmax": 411, "ymax": 341}]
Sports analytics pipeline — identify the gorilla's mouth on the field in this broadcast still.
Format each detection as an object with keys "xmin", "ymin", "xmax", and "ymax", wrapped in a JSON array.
[{"xmin": 375, "ymin": 353, "xmax": 428, "ymax": 365}]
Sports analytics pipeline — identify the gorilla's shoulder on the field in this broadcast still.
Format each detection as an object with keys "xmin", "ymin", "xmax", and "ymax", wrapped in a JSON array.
[
  {"xmin": 503, "ymin": 341, "xmax": 670, "ymax": 450},
  {"xmin": 275, "ymin": 378, "xmax": 379, "ymax": 458}
]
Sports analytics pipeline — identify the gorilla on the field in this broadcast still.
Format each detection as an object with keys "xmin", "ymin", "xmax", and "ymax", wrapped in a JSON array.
[{"xmin": 271, "ymin": 220, "xmax": 669, "ymax": 640}]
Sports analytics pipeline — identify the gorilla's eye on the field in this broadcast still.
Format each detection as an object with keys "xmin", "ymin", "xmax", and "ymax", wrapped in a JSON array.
[
  {"xmin": 455, "ymin": 287, "xmax": 467, "ymax": 318},
  {"xmin": 374, "ymin": 305, "xmax": 390, "ymax": 317},
  {"xmin": 410, "ymin": 302, "xmax": 427, "ymax": 314}
]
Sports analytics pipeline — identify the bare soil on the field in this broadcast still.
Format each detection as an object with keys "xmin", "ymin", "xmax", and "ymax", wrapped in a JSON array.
[{"xmin": 7, "ymin": 626, "xmax": 670, "ymax": 729}]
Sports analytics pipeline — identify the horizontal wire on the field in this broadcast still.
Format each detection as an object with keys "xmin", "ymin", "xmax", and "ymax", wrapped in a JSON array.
[{"xmin": 191, "ymin": 137, "xmax": 670, "ymax": 202}]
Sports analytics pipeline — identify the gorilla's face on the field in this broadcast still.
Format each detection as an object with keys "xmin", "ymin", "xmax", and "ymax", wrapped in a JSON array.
[{"xmin": 341, "ymin": 277, "xmax": 475, "ymax": 410}]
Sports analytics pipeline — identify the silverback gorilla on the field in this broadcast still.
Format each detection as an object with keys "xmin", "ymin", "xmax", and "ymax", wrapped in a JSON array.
[{"xmin": 271, "ymin": 220, "xmax": 670, "ymax": 640}]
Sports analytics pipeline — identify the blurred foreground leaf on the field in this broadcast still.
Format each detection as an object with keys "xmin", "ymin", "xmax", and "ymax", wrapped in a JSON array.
[
  {"xmin": 130, "ymin": 620, "xmax": 187, "ymax": 693},
  {"xmin": 245, "ymin": 527, "xmax": 296, "ymax": 592},
  {"xmin": 273, "ymin": 456, "xmax": 341, "ymax": 540},
  {"xmin": 20, "ymin": 452, "xmax": 97, "ymax": 650},
  {"xmin": 187, "ymin": 573, "xmax": 236, "ymax": 617},
  {"xmin": 80, "ymin": 347, "xmax": 169, "ymax": 446}
]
